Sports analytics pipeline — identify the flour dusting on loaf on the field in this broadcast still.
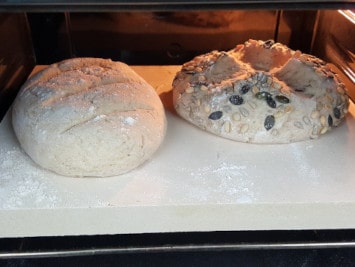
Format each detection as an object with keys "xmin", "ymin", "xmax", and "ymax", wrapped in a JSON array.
[
  {"xmin": 173, "ymin": 39, "xmax": 350, "ymax": 143},
  {"xmin": 12, "ymin": 58, "xmax": 166, "ymax": 177}
]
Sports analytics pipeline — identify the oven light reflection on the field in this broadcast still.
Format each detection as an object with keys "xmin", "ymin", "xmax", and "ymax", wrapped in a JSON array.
[
  {"xmin": 341, "ymin": 65, "xmax": 355, "ymax": 84},
  {"xmin": 338, "ymin": 10, "xmax": 355, "ymax": 24}
]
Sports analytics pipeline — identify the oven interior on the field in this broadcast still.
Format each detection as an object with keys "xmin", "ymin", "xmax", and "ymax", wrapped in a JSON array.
[
  {"xmin": 1, "ymin": 1, "xmax": 355, "ymax": 265},
  {"xmin": 0, "ymin": 6, "xmax": 354, "ymax": 120}
]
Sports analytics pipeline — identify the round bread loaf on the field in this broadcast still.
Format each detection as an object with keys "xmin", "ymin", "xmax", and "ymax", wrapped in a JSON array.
[
  {"xmin": 12, "ymin": 58, "xmax": 166, "ymax": 177},
  {"xmin": 173, "ymin": 39, "xmax": 350, "ymax": 143}
]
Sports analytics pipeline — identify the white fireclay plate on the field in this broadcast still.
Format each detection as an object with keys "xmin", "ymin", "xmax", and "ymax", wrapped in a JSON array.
[{"xmin": 1, "ymin": 66, "xmax": 355, "ymax": 237}]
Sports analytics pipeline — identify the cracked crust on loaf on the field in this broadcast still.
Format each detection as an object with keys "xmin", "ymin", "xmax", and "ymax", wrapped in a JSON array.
[
  {"xmin": 172, "ymin": 39, "xmax": 350, "ymax": 143},
  {"xmin": 12, "ymin": 58, "xmax": 166, "ymax": 177}
]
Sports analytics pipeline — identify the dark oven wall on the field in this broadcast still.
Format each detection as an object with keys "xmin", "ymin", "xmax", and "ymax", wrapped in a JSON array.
[
  {"xmin": 312, "ymin": 10, "xmax": 355, "ymax": 101},
  {"xmin": 27, "ymin": 10, "xmax": 317, "ymax": 65},
  {"xmin": 0, "ymin": 13, "xmax": 35, "ymax": 120}
]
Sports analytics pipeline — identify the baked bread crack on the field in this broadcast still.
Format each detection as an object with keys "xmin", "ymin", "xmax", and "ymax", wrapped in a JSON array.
[{"xmin": 173, "ymin": 39, "xmax": 350, "ymax": 143}]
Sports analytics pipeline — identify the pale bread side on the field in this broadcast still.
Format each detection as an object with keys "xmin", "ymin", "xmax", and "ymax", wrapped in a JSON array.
[{"xmin": 12, "ymin": 58, "xmax": 166, "ymax": 177}]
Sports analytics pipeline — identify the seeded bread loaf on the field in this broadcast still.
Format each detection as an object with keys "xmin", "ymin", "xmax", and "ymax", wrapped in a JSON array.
[
  {"xmin": 172, "ymin": 39, "xmax": 349, "ymax": 143},
  {"xmin": 12, "ymin": 58, "xmax": 166, "ymax": 177}
]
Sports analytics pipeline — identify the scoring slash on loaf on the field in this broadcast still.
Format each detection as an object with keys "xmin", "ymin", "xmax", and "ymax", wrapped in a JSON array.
[
  {"xmin": 12, "ymin": 58, "xmax": 166, "ymax": 177},
  {"xmin": 172, "ymin": 39, "xmax": 350, "ymax": 143}
]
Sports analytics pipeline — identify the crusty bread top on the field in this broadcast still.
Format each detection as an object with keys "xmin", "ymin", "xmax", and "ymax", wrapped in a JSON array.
[
  {"xmin": 172, "ymin": 39, "xmax": 349, "ymax": 143},
  {"xmin": 12, "ymin": 58, "xmax": 166, "ymax": 177},
  {"xmin": 19, "ymin": 57, "xmax": 158, "ymax": 108},
  {"xmin": 14, "ymin": 58, "xmax": 163, "ymax": 133}
]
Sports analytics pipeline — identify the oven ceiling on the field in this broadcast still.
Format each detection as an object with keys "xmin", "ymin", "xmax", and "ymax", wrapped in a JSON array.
[{"xmin": 0, "ymin": 0, "xmax": 354, "ymax": 12}]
